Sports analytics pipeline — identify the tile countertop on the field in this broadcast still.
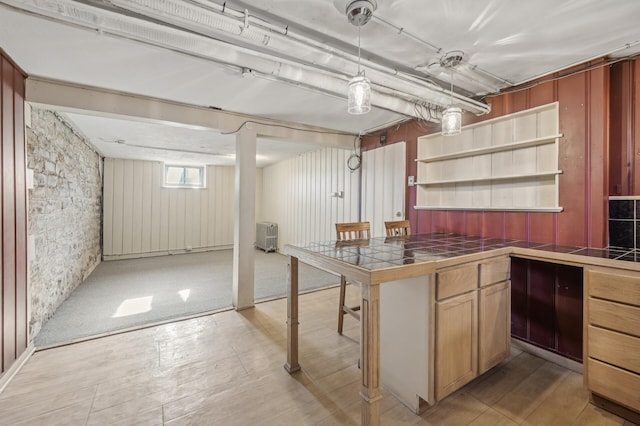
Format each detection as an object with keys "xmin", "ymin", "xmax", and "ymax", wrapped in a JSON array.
[{"xmin": 294, "ymin": 233, "xmax": 640, "ymax": 272}]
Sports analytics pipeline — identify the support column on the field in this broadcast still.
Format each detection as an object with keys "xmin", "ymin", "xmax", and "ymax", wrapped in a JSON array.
[
  {"xmin": 232, "ymin": 124, "xmax": 256, "ymax": 310},
  {"xmin": 360, "ymin": 282, "xmax": 381, "ymax": 426},
  {"xmin": 284, "ymin": 255, "xmax": 300, "ymax": 373}
]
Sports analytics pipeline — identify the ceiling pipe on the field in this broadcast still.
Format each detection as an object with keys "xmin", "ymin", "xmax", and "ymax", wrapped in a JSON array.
[
  {"xmin": 106, "ymin": 0, "xmax": 489, "ymax": 114},
  {"xmin": 1, "ymin": 0, "xmax": 434, "ymax": 119},
  {"xmin": 0, "ymin": 0, "xmax": 490, "ymax": 119}
]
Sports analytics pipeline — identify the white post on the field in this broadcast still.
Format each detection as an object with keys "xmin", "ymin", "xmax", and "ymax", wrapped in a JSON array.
[{"xmin": 233, "ymin": 124, "xmax": 256, "ymax": 310}]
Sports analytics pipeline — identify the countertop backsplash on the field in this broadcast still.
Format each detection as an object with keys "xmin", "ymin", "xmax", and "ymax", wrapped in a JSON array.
[{"xmin": 609, "ymin": 196, "xmax": 640, "ymax": 250}]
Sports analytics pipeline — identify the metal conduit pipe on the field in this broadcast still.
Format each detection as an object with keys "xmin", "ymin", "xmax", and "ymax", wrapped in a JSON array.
[
  {"xmin": 107, "ymin": 0, "xmax": 491, "ymax": 114},
  {"xmin": 1, "ymin": 0, "xmax": 434, "ymax": 119}
]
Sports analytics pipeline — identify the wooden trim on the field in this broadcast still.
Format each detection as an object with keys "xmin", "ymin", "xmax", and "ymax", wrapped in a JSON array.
[
  {"xmin": 591, "ymin": 393, "xmax": 640, "ymax": 425},
  {"xmin": 511, "ymin": 339, "xmax": 583, "ymax": 373},
  {"xmin": 0, "ymin": 344, "xmax": 34, "ymax": 395}
]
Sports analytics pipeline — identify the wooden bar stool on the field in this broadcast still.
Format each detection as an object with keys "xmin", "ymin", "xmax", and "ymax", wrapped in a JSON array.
[
  {"xmin": 385, "ymin": 219, "xmax": 411, "ymax": 237},
  {"xmin": 335, "ymin": 221, "xmax": 370, "ymax": 334}
]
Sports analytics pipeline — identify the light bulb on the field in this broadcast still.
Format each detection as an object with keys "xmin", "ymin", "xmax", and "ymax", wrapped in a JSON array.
[
  {"xmin": 441, "ymin": 107, "xmax": 462, "ymax": 136},
  {"xmin": 348, "ymin": 74, "xmax": 371, "ymax": 115}
]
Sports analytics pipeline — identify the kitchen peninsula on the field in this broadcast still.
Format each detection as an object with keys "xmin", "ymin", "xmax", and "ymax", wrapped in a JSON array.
[{"xmin": 284, "ymin": 233, "xmax": 640, "ymax": 426}]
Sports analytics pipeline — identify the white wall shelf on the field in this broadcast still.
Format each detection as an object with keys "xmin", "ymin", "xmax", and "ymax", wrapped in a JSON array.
[
  {"xmin": 415, "ymin": 134, "xmax": 563, "ymax": 163},
  {"xmin": 415, "ymin": 170, "xmax": 563, "ymax": 186},
  {"xmin": 414, "ymin": 206, "xmax": 564, "ymax": 212},
  {"xmin": 415, "ymin": 102, "xmax": 562, "ymax": 211}
]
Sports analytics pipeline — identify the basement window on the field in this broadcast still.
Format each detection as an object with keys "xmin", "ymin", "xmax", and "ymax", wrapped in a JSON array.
[{"xmin": 164, "ymin": 164, "xmax": 206, "ymax": 188}]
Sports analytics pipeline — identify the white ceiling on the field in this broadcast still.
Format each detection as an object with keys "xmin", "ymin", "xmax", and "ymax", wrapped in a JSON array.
[{"xmin": 1, "ymin": 0, "xmax": 639, "ymax": 166}]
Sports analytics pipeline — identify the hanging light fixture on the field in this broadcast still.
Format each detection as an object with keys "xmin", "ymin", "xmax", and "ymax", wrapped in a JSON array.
[
  {"xmin": 346, "ymin": 1, "xmax": 375, "ymax": 115},
  {"xmin": 441, "ymin": 52, "xmax": 463, "ymax": 136},
  {"xmin": 348, "ymin": 26, "xmax": 371, "ymax": 114}
]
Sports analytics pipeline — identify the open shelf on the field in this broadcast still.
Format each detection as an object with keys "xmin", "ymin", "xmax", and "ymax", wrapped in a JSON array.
[
  {"xmin": 415, "ymin": 102, "xmax": 562, "ymax": 212},
  {"xmin": 414, "ymin": 206, "xmax": 564, "ymax": 212},
  {"xmin": 415, "ymin": 134, "xmax": 563, "ymax": 163},
  {"xmin": 415, "ymin": 170, "xmax": 563, "ymax": 186}
]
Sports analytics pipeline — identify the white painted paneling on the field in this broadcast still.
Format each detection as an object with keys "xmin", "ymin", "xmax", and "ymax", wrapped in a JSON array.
[
  {"xmin": 361, "ymin": 143, "xmax": 407, "ymax": 237},
  {"xmin": 261, "ymin": 147, "xmax": 359, "ymax": 251},
  {"xmin": 103, "ymin": 158, "xmax": 252, "ymax": 258}
]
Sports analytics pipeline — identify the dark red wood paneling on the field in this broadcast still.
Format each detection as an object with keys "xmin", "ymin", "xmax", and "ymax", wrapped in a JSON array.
[
  {"xmin": 482, "ymin": 212, "xmax": 505, "ymax": 239},
  {"xmin": 527, "ymin": 260, "xmax": 556, "ymax": 349},
  {"xmin": 0, "ymin": 51, "xmax": 27, "ymax": 375},
  {"xmin": 2, "ymin": 56, "xmax": 18, "ymax": 371},
  {"xmin": 529, "ymin": 213, "xmax": 555, "ymax": 244},
  {"xmin": 557, "ymin": 71, "xmax": 589, "ymax": 246},
  {"xmin": 0, "ymin": 57, "xmax": 3, "ymax": 373},
  {"xmin": 555, "ymin": 264, "xmax": 583, "ymax": 361},
  {"xmin": 447, "ymin": 211, "xmax": 465, "ymax": 234},
  {"xmin": 588, "ymin": 66, "xmax": 608, "ymax": 248},
  {"xmin": 609, "ymin": 62, "xmax": 627, "ymax": 195},
  {"xmin": 529, "ymin": 80, "xmax": 556, "ymax": 108},
  {"xmin": 465, "ymin": 211, "xmax": 482, "ymax": 237},
  {"xmin": 14, "ymin": 71, "xmax": 27, "ymax": 355},
  {"xmin": 633, "ymin": 60, "xmax": 640, "ymax": 195},
  {"xmin": 505, "ymin": 212, "xmax": 528, "ymax": 241}
]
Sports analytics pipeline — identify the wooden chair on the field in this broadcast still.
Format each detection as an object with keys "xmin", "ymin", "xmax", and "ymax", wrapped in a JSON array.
[
  {"xmin": 385, "ymin": 219, "xmax": 411, "ymax": 237},
  {"xmin": 335, "ymin": 221, "xmax": 370, "ymax": 334}
]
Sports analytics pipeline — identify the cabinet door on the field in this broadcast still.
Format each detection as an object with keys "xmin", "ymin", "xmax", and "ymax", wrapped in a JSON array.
[
  {"xmin": 479, "ymin": 281, "xmax": 511, "ymax": 374},
  {"xmin": 555, "ymin": 264, "xmax": 583, "ymax": 360},
  {"xmin": 435, "ymin": 291, "xmax": 478, "ymax": 401}
]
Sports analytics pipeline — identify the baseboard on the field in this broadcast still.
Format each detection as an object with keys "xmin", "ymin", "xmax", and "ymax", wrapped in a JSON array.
[
  {"xmin": 511, "ymin": 339, "xmax": 583, "ymax": 373},
  {"xmin": 0, "ymin": 344, "xmax": 35, "ymax": 395},
  {"xmin": 103, "ymin": 245, "xmax": 234, "ymax": 261},
  {"xmin": 591, "ymin": 393, "xmax": 640, "ymax": 424}
]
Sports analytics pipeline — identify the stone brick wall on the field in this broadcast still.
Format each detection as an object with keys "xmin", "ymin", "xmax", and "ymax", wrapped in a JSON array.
[{"xmin": 27, "ymin": 108, "xmax": 102, "ymax": 339}]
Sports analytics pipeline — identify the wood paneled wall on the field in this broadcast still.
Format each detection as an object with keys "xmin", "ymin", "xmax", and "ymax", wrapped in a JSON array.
[
  {"xmin": 103, "ymin": 159, "xmax": 260, "ymax": 259},
  {"xmin": 0, "ymin": 51, "xmax": 28, "ymax": 375},
  {"xmin": 609, "ymin": 58, "xmax": 640, "ymax": 196},
  {"xmin": 261, "ymin": 147, "xmax": 360, "ymax": 250},
  {"xmin": 362, "ymin": 62, "xmax": 610, "ymax": 247}
]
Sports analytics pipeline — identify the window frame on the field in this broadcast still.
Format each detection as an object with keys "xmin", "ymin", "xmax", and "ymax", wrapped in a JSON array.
[{"xmin": 163, "ymin": 164, "xmax": 206, "ymax": 189}]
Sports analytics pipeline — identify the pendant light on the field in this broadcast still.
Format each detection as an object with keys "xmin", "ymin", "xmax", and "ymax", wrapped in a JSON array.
[
  {"xmin": 346, "ymin": 1, "xmax": 375, "ymax": 115},
  {"xmin": 441, "ymin": 52, "xmax": 463, "ymax": 136}
]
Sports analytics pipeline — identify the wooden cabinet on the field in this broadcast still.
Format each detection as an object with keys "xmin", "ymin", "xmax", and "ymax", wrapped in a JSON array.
[
  {"xmin": 434, "ymin": 256, "xmax": 510, "ymax": 400},
  {"xmin": 585, "ymin": 268, "xmax": 640, "ymax": 422},
  {"xmin": 435, "ymin": 290, "xmax": 478, "ymax": 400},
  {"xmin": 479, "ymin": 281, "xmax": 510, "ymax": 374}
]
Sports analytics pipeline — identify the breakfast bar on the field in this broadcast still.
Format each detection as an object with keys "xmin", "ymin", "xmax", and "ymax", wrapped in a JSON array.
[{"xmin": 284, "ymin": 233, "xmax": 640, "ymax": 426}]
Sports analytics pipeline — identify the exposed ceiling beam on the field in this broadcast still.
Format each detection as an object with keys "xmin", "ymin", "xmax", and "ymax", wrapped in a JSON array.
[{"xmin": 26, "ymin": 77, "xmax": 358, "ymax": 148}]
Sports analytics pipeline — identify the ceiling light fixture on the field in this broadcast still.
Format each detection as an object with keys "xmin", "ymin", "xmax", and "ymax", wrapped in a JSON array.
[
  {"xmin": 441, "ymin": 51, "xmax": 463, "ymax": 136},
  {"xmin": 346, "ymin": 0, "xmax": 375, "ymax": 115}
]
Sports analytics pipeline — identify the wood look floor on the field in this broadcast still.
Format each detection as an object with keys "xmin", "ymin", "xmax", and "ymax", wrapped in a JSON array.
[{"xmin": 0, "ymin": 286, "xmax": 633, "ymax": 425}]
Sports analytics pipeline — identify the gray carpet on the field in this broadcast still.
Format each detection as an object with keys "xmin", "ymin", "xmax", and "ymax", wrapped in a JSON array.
[{"xmin": 34, "ymin": 249, "xmax": 340, "ymax": 347}]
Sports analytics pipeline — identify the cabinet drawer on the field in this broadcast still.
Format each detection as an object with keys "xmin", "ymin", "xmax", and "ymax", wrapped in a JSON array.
[
  {"xmin": 480, "ymin": 257, "xmax": 510, "ymax": 287},
  {"xmin": 588, "ymin": 358, "xmax": 640, "ymax": 412},
  {"xmin": 588, "ymin": 270, "xmax": 640, "ymax": 306},
  {"xmin": 588, "ymin": 325, "xmax": 640, "ymax": 374},
  {"xmin": 589, "ymin": 298, "xmax": 640, "ymax": 338},
  {"xmin": 436, "ymin": 263, "xmax": 478, "ymax": 300}
]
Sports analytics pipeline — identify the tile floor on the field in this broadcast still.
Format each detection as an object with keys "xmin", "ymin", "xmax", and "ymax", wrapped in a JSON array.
[{"xmin": 0, "ymin": 287, "xmax": 633, "ymax": 425}]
